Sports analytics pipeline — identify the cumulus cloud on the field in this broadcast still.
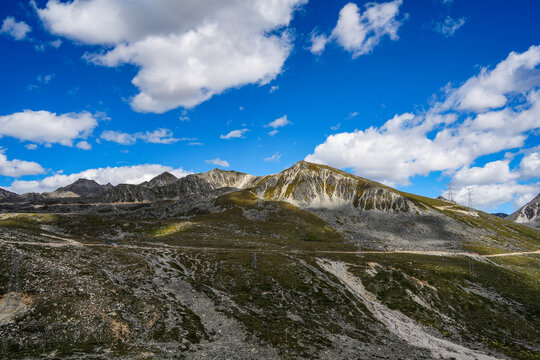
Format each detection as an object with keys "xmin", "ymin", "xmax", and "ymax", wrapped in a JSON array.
[
  {"xmin": 446, "ymin": 182, "xmax": 539, "ymax": 210},
  {"xmin": 100, "ymin": 128, "xmax": 180, "ymax": 145},
  {"xmin": 1, "ymin": 17, "xmax": 31, "ymax": 40},
  {"xmin": 0, "ymin": 150, "xmax": 45, "ymax": 177},
  {"xmin": 37, "ymin": 0, "xmax": 306, "ymax": 113},
  {"xmin": 309, "ymin": 33, "xmax": 328, "ymax": 55},
  {"xmin": 434, "ymin": 16, "xmax": 465, "ymax": 37},
  {"xmin": 205, "ymin": 158, "xmax": 230, "ymax": 167},
  {"xmin": 309, "ymin": 0, "xmax": 404, "ymax": 57},
  {"xmin": 76, "ymin": 141, "xmax": 92, "ymax": 150},
  {"xmin": 520, "ymin": 151, "xmax": 540, "ymax": 178},
  {"xmin": 0, "ymin": 110, "xmax": 98, "ymax": 146},
  {"xmin": 306, "ymin": 45, "xmax": 540, "ymax": 209},
  {"xmin": 441, "ymin": 45, "xmax": 540, "ymax": 112},
  {"xmin": 444, "ymin": 161, "xmax": 534, "ymax": 209},
  {"xmin": 451, "ymin": 161, "xmax": 519, "ymax": 187},
  {"xmin": 220, "ymin": 129, "xmax": 249, "ymax": 139},
  {"xmin": 6, "ymin": 164, "xmax": 191, "ymax": 194}
]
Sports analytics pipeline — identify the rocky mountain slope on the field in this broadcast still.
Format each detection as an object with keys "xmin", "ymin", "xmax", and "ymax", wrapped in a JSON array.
[
  {"xmin": 0, "ymin": 161, "xmax": 539, "ymax": 359},
  {"xmin": 54, "ymin": 178, "xmax": 113, "ymax": 197},
  {"xmin": 508, "ymin": 193, "xmax": 540, "ymax": 229},
  {"xmin": 0, "ymin": 188, "xmax": 20, "ymax": 202},
  {"xmin": 140, "ymin": 172, "xmax": 178, "ymax": 188}
]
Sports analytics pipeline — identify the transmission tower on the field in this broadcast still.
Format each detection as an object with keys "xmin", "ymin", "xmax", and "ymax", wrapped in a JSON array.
[
  {"xmin": 447, "ymin": 182, "xmax": 454, "ymax": 202},
  {"xmin": 466, "ymin": 187, "xmax": 474, "ymax": 209}
]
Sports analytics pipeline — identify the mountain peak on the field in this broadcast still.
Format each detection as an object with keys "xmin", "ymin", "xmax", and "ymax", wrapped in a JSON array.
[
  {"xmin": 508, "ymin": 192, "xmax": 540, "ymax": 229},
  {"xmin": 54, "ymin": 178, "xmax": 113, "ymax": 198},
  {"xmin": 144, "ymin": 172, "xmax": 178, "ymax": 188}
]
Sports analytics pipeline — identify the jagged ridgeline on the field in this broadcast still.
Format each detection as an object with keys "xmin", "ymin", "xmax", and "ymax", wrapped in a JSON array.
[
  {"xmin": 508, "ymin": 193, "xmax": 540, "ymax": 229},
  {"xmin": 0, "ymin": 161, "xmax": 539, "ymax": 359}
]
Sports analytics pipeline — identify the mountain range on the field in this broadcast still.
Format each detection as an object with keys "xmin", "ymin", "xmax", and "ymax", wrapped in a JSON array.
[{"xmin": 1, "ymin": 160, "xmax": 538, "ymax": 230}]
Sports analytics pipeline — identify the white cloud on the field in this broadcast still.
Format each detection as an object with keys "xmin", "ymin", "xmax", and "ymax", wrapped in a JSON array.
[
  {"xmin": 268, "ymin": 130, "xmax": 279, "ymax": 136},
  {"xmin": 37, "ymin": 0, "xmax": 306, "ymax": 113},
  {"xmin": 269, "ymin": 85, "xmax": 279, "ymax": 93},
  {"xmin": 520, "ymin": 151, "xmax": 540, "ymax": 178},
  {"xmin": 6, "ymin": 164, "xmax": 191, "ymax": 194},
  {"xmin": 25, "ymin": 144, "xmax": 38, "ymax": 150},
  {"xmin": 441, "ymin": 45, "xmax": 540, "ymax": 112},
  {"xmin": 0, "ymin": 150, "xmax": 45, "ymax": 177},
  {"xmin": 309, "ymin": 33, "xmax": 328, "ymax": 55},
  {"xmin": 220, "ymin": 129, "xmax": 249, "ymax": 139},
  {"xmin": 434, "ymin": 16, "xmax": 465, "ymax": 37},
  {"xmin": 442, "ymin": 160, "xmax": 539, "ymax": 209},
  {"xmin": 100, "ymin": 131, "xmax": 136, "ymax": 145},
  {"xmin": 205, "ymin": 158, "xmax": 230, "ymax": 167},
  {"xmin": 76, "ymin": 141, "xmax": 92, "ymax": 150},
  {"xmin": 446, "ymin": 182, "xmax": 539, "ymax": 210},
  {"xmin": 100, "ymin": 128, "xmax": 179, "ymax": 145},
  {"xmin": 451, "ymin": 161, "xmax": 519, "ymax": 187},
  {"xmin": 310, "ymin": 0, "xmax": 403, "ymax": 57},
  {"xmin": 264, "ymin": 152, "xmax": 282, "ymax": 162},
  {"xmin": 266, "ymin": 115, "xmax": 291, "ymax": 129},
  {"xmin": 0, "ymin": 110, "xmax": 98, "ymax": 146},
  {"xmin": 306, "ymin": 45, "xmax": 540, "ymax": 210},
  {"xmin": 1, "ymin": 17, "xmax": 31, "ymax": 40}
]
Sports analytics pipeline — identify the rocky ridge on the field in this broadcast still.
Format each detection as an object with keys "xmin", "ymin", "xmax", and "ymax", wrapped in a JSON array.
[{"xmin": 508, "ymin": 193, "xmax": 540, "ymax": 229}]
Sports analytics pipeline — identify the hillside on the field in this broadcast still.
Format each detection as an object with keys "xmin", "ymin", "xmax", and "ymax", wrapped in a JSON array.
[{"xmin": 0, "ymin": 161, "xmax": 538, "ymax": 359}]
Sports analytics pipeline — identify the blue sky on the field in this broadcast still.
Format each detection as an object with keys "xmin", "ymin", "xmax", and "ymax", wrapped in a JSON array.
[{"xmin": 0, "ymin": 0, "xmax": 539, "ymax": 213}]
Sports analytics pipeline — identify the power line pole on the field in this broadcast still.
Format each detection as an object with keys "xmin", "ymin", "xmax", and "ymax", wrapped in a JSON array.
[
  {"xmin": 466, "ymin": 187, "xmax": 473, "ymax": 209},
  {"xmin": 447, "ymin": 182, "xmax": 454, "ymax": 202}
]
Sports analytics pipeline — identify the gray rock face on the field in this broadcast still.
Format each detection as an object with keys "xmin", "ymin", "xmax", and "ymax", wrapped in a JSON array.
[
  {"xmin": 99, "ymin": 184, "xmax": 158, "ymax": 203},
  {"xmin": 141, "ymin": 172, "xmax": 178, "ymax": 188},
  {"xmin": 0, "ymin": 188, "xmax": 20, "ymax": 202},
  {"xmin": 253, "ymin": 161, "xmax": 419, "ymax": 213},
  {"xmin": 54, "ymin": 178, "xmax": 113, "ymax": 197},
  {"xmin": 101, "ymin": 169, "xmax": 258, "ymax": 203},
  {"xmin": 508, "ymin": 193, "xmax": 540, "ymax": 228}
]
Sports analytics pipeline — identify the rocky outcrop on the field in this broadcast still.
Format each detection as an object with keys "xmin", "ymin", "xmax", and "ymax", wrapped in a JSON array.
[
  {"xmin": 0, "ymin": 188, "xmax": 21, "ymax": 202},
  {"xmin": 508, "ymin": 193, "xmax": 540, "ymax": 228},
  {"xmin": 141, "ymin": 172, "xmax": 178, "ymax": 188},
  {"xmin": 99, "ymin": 184, "xmax": 157, "ymax": 203},
  {"xmin": 253, "ymin": 161, "xmax": 418, "ymax": 212}
]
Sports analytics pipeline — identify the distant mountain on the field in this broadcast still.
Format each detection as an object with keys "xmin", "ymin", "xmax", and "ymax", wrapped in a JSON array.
[
  {"xmin": 101, "ymin": 168, "xmax": 258, "ymax": 203},
  {"xmin": 141, "ymin": 172, "xmax": 178, "ymax": 188},
  {"xmin": 491, "ymin": 213, "xmax": 508, "ymax": 218},
  {"xmin": 0, "ymin": 187, "xmax": 20, "ymax": 202},
  {"xmin": 507, "ymin": 193, "xmax": 540, "ymax": 229},
  {"xmin": 53, "ymin": 179, "xmax": 113, "ymax": 198}
]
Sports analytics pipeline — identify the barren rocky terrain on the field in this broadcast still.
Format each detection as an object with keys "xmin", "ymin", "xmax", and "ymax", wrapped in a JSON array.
[{"xmin": 0, "ymin": 162, "xmax": 539, "ymax": 359}]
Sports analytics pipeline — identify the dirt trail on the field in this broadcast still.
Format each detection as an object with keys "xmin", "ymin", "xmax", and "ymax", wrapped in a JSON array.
[
  {"xmin": 317, "ymin": 259, "xmax": 499, "ymax": 360},
  {"xmin": 40, "ymin": 233, "xmax": 83, "ymax": 246},
  {"xmin": 2, "ymin": 237, "xmax": 538, "ymax": 260},
  {"xmin": 485, "ymin": 250, "xmax": 540, "ymax": 257}
]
